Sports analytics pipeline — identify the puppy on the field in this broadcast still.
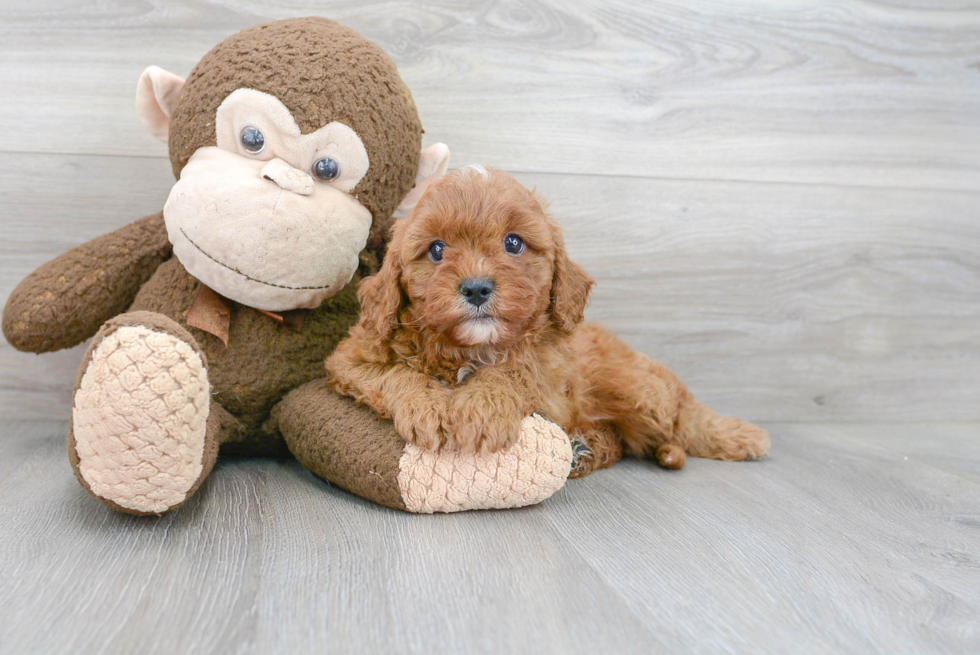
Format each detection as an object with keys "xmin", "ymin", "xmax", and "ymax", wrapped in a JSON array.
[{"xmin": 326, "ymin": 165, "xmax": 769, "ymax": 474}]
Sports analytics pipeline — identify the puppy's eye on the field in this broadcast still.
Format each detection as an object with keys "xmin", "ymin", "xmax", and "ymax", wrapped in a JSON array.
[
  {"xmin": 313, "ymin": 157, "xmax": 341, "ymax": 181},
  {"xmin": 428, "ymin": 240, "xmax": 446, "ymax": 263},
  {"xmin": 240, "ymin": 126, "xmax": 265, "ymax": 154},
  {"xmin": 503, "ymin": 233, "xmax": 525, "ymax": 255}
]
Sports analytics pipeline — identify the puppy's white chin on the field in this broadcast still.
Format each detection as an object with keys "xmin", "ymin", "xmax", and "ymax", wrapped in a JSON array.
[{"xmin": 455, "ymin": 318, "xmax": 501, "ymax": 345}]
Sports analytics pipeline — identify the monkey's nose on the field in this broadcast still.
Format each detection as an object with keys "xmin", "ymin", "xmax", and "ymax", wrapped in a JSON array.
[
  {"xmin": 460, "ymin": 277, "xmax": 495, "ymax": 307},
  {"xmin": 261, "ymin": 158, "xmax": 314, "ymax": 196}
]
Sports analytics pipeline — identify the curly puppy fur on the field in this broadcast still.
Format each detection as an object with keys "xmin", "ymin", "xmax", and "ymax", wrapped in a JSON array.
[{"xmin": 326, "ymin": 166, "xmax": 769, "ymax": 474}]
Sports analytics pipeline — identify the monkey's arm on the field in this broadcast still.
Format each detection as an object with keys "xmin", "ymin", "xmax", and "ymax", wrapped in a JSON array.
[{"xmin": 3, "ymin": 213, "xmax": 172, "ymax": 353}]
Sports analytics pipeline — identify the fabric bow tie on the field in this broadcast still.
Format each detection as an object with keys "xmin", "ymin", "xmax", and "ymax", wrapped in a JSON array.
[{"xmin": 186, "ymin": 284, "xmax": 306, "ymax": 346}]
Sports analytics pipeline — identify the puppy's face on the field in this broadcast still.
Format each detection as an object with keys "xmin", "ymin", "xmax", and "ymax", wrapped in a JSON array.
[{"xmin": 396, "ymin": 167, "xmax": 559, "ymax": 347}]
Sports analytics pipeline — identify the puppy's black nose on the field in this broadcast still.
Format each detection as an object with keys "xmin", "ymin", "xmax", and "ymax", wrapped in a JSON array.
[{"xmin": 460, "ymin": 277, "xmax": 495, "ymax": 307}]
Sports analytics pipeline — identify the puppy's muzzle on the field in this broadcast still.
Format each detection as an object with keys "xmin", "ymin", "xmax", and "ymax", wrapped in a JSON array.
[{"xmin": 459, "ymin": 277, "xmax": 494, "ymax": 308}]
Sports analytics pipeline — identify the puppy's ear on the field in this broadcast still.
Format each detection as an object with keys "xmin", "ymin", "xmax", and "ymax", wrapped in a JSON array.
[
  {"xmin": 357, "ymin": 231, "xmax": 405, "ymax": 343},
  {"xmin": 550, "ymin": 225, "xmax": 595, "ymax": 334}
]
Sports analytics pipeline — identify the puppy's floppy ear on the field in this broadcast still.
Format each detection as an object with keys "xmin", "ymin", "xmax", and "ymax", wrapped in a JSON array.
[
  {"xmin": 357, "ymin": 229, "xmax": 405, "ymax": 343},
  {"xmin": 550, "ymin": 225, "xmax": 595, "ymax": 334}
]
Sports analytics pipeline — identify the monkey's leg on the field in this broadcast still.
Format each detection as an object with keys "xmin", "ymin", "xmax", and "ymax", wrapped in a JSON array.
[
  {"xmin": 575, "ymin": 323, "xmax": 769, "ymax": 467},
  {"xmin": 69, "ymin": 311, "xmax": 235, "ymax": 515},
  {"xmin": 272, "ymin": 379, "xmax": 574, "ymax": 513}
]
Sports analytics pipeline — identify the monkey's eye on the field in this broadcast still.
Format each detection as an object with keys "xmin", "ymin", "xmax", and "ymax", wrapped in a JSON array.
[
  {"xmin": 313, "ymin": 157, "xmax": 341, "ymax": 181},
  {"xmin": 240, "ymin": 126, "xmax": 265, "ymax": 154},
  {"xmin": 504, "ymin": 233, "xmax": 525, "ymax": 255},
  {"xmin": 428, "ymin": 240, "xmax": 446, "ymax": 263}
]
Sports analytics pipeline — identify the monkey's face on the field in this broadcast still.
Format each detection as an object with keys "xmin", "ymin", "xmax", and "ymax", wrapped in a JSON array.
[
  {"xmin": 139, "ymin": 19, "xmax": 450, "ymax": 311},
  {"xmin": 163, "ymin": 89, "xmax": 373, "ymax": 311}
]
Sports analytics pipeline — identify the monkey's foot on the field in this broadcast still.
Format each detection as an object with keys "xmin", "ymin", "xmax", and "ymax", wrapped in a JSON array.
[
  {"xmin": 397, "ymin": 414, "xmax": 573, "ymax": 513},
  {"xmin": 277, "ymin": 383, "xmax": 574, "ymax": 514},
  {"xmin": 70, "ymin": 312, "xmax": 216, "ymax": 515}
]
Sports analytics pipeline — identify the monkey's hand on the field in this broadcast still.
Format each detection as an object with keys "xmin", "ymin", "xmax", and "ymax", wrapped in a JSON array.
[{"xmin": 2, "ymin": 213, "xmax": 172, "ymax": 353}]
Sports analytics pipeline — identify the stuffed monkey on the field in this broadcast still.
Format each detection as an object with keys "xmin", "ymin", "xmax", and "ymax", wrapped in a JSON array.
[{"xmin": 3, "ymin": 18, "xmax": 576, "ymax": 515}]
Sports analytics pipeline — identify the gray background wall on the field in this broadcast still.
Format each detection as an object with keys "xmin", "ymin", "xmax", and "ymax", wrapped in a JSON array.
[
  {"xmin": 1, "ymin": 5, "xmax": 979, "ymax": 653},
  {"xmin": 2, "ymin": 0, "xmax": 978, "ymax": 423}
]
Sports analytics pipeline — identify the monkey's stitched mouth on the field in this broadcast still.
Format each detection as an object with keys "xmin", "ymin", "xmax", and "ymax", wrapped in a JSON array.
[{"xmin": 180, "ymin": 228, "xmax": 331, "ymax": 291}]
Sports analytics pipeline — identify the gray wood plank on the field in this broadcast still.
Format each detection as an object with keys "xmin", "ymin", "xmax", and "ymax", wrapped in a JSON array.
[
  {"xmin": 3, "ymin": 153, "xmax": 977, "ymax": 422},
  {"xmin": 0, "ymin": 420, "xmax": 977, "ymax": 654},
  {"xmin": 0, "ymin": 421, "xmax": 660, "ymax": 654},
  {"xmin": 0, "ymin": 1, "xmax": 977, "ymax": 190}
]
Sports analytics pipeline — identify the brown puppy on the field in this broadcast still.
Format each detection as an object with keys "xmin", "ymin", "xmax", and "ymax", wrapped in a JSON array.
[{"xmin": 326, "ymin": 165, "xmax": 769, "ymax": 474}]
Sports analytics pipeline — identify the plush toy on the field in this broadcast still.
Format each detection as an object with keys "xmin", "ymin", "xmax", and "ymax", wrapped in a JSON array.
[{"xmin": 3, "ymin": 17, "xmax": 575, "ymax": 515}]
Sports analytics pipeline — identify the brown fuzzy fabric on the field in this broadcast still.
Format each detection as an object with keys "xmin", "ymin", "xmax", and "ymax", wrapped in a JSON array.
[
  {"xmin": 168, "ymin": 17, "xmax": 423, "ymax": 261},
  {"xmin": 127, "ymin": 258, "xmax": 361, "ymax": 455},
  {"xmin": 3, "ymin": 213, "xmax": 171, "ymax": 353},
  {"xmin": 272, "ymin": 378, "xmax": 407, "ymax": 511},
  {"xmin": 67, "ymin": 311, "xmax": 221, "ymax": 516},
  {"xmin": 3, "ymin": 18, "xmax": 449, "ymax": 514}
]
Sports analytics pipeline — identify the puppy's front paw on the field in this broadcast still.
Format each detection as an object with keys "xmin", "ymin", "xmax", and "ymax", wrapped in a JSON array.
[
  {"xmin": 391, "ymin": 385, "xmax": 451, "ymax": 451},
  {"xmin": 446, "ymin": 390, "xmax": 523, "ymax": 454}
]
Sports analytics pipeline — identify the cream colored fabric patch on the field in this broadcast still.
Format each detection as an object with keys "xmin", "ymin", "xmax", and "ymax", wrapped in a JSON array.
[
  {"xmin": 164, "ymin": 146, "xmax": 372, "ymax": 311},
  {"xmin": 397, "ymin": 415, "xmax": 573, "ymax": 513},
  {"xmin": 261, "ymin": 158, "xmax": 314, "ymax": 196},
  {"xmin": 135, "ymin": 65, "xmax": 185, "ymax": 143},
  {"xmin": 396, "ymin": 142, "xmax": 451, "ymax": 213},
  {"xmin": 72, "ymin": 326, "xmax": 210, "ymax": 514},
  {"xmin": 215, "ymin": 88, "xmax": 370, "ymax": 193}
]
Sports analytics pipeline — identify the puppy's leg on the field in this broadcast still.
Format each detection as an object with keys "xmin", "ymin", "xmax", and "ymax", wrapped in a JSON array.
[
  {"xmin": 326, "ymin": 339, "xmax": 451, "ymax": 450},
  {"xmin": 672, "ymin": 397, "xmax": 770, "ymax": 462},
  {"xmin": 574, "ymin": 324, "xmax": 769, "ymax": 466},
  {"xmin": 567, "ymin": 421, "xmax": 623, "ymax": 478},
  {"xmin": 447, "ymin": 367, "xmax": 532, "ymax": 454}
]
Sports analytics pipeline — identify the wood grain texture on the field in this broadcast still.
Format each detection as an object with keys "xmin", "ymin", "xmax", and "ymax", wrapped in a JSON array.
[
  {"xmin": 0, "ymin": 10, "xmax": 978, "ymax": 412},
  {"xmin": 3, "ymin": 154, "xmax": 977, "ymax": 421},
  {"xmin": 1, "ymin": 0, "xmax": 978, "ymax": 189},
  {"xmin": 0, "ymin": 420, "xmax": 977, "ymax": 653}
]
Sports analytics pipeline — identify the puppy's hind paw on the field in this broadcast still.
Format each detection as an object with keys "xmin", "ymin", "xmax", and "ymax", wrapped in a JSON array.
[
  {"xmin": 568, "ymin": 436, "xmax": 594, "ymax": 478},
  {"xmin": 715, "ymin": 417, "xmax": 771, "ymax": 461}
]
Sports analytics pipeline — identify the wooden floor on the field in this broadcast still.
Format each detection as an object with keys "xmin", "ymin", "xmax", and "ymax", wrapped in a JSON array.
[
  {"xmin": 0, "ymin": 420, "xmax": 977, "ymax": 653},
  {"xmin": 2, "ymin": 1, "xmax": 979, "ymax": 653}
]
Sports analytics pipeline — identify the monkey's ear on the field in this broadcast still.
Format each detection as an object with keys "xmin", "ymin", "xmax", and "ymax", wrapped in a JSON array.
[
  {"xmin": 397, "ymin": 143, "xmax": 451, "ymax": 212},
  {"xmin": 136, "ymin": 66, "xmax": 186, "ymax": 142}
]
